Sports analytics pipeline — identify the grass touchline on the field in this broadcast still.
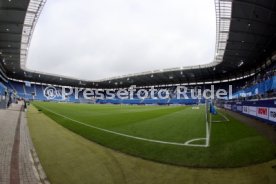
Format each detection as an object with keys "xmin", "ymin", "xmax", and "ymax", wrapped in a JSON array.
[
  {"xmin": 35, "ymin": 104, "xmax": 208, "ymax": 147},
  {"xmin": 31, "ymin": 102, "xmax": 276, "ymax": 167}
]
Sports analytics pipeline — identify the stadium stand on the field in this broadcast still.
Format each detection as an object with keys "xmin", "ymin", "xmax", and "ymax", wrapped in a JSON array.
[
  {"xmin": 0, "ymin": 1, "xmax": 276, "ymax": 183},
  {"xmin": 0, "ymin": 82, "xmax": 7, "ymax": 109},
  {"xmin": 0, "ymin": 0, "xmax": 275, "ymax": 116}
]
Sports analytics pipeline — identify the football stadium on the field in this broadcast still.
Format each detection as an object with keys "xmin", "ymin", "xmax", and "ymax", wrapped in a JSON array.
[{"xmin": 0, "ymin": 0, "xmax": 276, "ymax": 184}]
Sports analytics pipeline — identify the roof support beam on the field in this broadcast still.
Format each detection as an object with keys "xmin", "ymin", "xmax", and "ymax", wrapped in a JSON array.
[
  {"xmin": 0, "ymin": 40, "xmax": 21, "ymax": 44},
  {"xmin": 220, "ymin": 40, "xmax": 263, "ymax": 45},
  {"xmin": 0, "ymin": 32, "xmax": 22, "ymax": 36},
  {"xmin": 0, "ymin": 21, "xmax": 23, "ymax": 26},
  {"xmin": 0, "ymin": 21, "xmax": 32, "ymax": 28},
  {"xmin": 221, "ymin": 17, "xmax": 276, "ymax": 27},
  {"xmin": 236, "ymin": 0, "xmax": 276, "ymax": 13},
  {"xmin": 220, "ymin": 30, "xmax": 270, "ymax": 38},
  {"xmin": 0, "ymin": 7, "xmax": 37, "ymax": 14},
  {"xmin": 0, "ymin": 47, "xmax": 20, "ymax": 50},
  {"xmin": 219, "ymin": 48, "xmax": 257, "ymax": 52},
  {"xmin": 0, "ymin": 7, "xmax": 26, "ymax": 12}
]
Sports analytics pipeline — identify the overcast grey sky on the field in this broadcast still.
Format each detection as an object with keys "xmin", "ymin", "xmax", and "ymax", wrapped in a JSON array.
[{"xmin": 26, "ymin": 0, "xmax": 216, "ymax": 81}]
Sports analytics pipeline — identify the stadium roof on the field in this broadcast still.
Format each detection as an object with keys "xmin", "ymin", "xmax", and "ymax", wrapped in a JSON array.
[{"xmin": 0, "ymin": 0, "xmax": 276, "ymax": 88}]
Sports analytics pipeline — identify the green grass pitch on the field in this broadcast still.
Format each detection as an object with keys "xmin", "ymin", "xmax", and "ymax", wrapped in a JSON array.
[{"xmin": 32, "ymin": 101, "xmax": 276, "ymax": 167}]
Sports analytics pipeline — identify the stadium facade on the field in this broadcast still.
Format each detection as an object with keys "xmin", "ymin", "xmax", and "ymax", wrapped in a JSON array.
[{"xmin": 0, "ymin": 1, "xmax": 276, "ymax": 183}]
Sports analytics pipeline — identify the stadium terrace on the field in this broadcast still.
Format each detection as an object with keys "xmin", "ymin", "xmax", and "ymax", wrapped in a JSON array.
[{"xmin": 44, "ymin": 85, "xmax": 233, "ymax": 100}]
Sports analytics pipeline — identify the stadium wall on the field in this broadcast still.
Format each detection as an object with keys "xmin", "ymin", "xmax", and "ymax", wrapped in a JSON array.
[{"xmin": 222, "ymin": 100, "xmax": 276, "ymax": 125}]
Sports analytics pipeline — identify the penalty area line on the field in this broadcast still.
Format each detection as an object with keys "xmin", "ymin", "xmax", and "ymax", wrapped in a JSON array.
[{"xmin": 35, "ymin": 105, "xmax": 207, "ymax": 148}]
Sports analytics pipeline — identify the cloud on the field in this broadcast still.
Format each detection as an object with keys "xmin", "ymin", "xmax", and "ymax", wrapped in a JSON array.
[{"xmin": 26, "ymin": 0, "xmax": 216, "ymax": 80}]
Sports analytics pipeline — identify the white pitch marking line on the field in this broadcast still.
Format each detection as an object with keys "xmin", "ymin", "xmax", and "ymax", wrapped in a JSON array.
[
  {"xmin": 212, "ymin": 112, "xmax": 230, "ymax": 123},
  {"xmin": 35, "ymin": 105, "xmax": 207, "ymax": 147},
  {"xmin": 185, "ymin": 138, "xmax": 206, "ymax": 144},
  {"xmin": 184, "ymin": 138, "xmax": 207, "ymax": 147},
  {"xmin": 219, "ymin": 112, "xmax": 230, "ymax": 122}
]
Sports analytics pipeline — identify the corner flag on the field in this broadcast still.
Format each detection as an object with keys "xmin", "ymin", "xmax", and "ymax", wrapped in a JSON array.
[{"xmin": 210, "ymin": 103, "xmax": 217, "ymax": 115}]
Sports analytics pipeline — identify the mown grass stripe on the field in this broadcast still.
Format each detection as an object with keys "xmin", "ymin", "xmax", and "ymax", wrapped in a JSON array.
[{"xmin": 35, "ymin": 104, "xmax": 207, "ymax": 147}]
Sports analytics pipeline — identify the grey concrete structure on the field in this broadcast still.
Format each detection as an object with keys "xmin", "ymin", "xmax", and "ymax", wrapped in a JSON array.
[
  {"xmin": 0, "ymin": 94, "xmax": 7, "ymax": 109},
  {"xmin": 0, "ymin": 103, "xmax": 49, "ymax": 184}
]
